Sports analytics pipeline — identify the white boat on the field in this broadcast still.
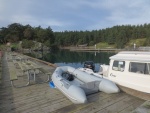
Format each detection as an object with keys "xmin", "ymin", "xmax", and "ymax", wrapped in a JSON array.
[
  {"xmin": 51, "ymin": 66, "xmax": 120, "ymax": 104},
  {"xmin": 98, "ymin": 51, "xmax": 150, "ymax": 100}
]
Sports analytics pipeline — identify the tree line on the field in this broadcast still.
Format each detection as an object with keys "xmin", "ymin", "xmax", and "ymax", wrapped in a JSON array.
[
  {"xmin": 0, "ymin": 23, "xmax": 55, "ymax": 49},
  {"xmin": 54, "ymin": 23, "xmax": 150, "ymax": 48},
  {"xmin": 0, "ymin": 23, "xmax": 150, "ymax": 49}
]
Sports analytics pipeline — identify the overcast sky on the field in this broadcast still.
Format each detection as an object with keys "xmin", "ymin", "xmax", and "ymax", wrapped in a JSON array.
[{"xmin": 0, "ymin": 0, "xmax": 150, "ymax": 31}]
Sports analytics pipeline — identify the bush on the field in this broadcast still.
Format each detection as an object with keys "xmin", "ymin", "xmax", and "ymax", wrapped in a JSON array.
[
  {"xmin": 22, "ymin": 39, "xmax": 35, "ymax": 49},
  {"xmin": 89, "ymin": 41, "xmax": 94, "ymax": 46},
  {"xmin": 11, "ymin": 43, "xmax": 19, "ymax": 51}
]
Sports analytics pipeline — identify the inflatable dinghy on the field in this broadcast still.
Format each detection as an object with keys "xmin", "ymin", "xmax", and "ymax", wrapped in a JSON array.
[{"xmin": 51, "ymin": 66, "xmax": 119, "ymax": 104}]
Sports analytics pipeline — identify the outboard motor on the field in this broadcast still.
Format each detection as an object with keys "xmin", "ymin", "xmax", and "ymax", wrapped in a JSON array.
[{"xmin": 83, "ymin": 61, "xmax": 95, "ymax": 71}]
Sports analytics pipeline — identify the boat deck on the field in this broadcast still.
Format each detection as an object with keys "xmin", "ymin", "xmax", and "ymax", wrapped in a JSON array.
[{"xmin": 0, "ymin": 52, "xmax": 149, "ymax": 113}]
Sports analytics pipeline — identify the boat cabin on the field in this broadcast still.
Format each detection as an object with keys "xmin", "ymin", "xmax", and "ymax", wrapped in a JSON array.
[{"xmin": 107, "ymin": 51, "xmax": 150, "ymax": 94}]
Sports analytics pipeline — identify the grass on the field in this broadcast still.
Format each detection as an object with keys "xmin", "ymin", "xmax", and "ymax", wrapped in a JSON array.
[
  {"xmin": 126, "ymin": 38, "xmax": 146, "ymax": 47},
  {"xmin": 11, "ymin": 43, "xmax": 19, "ymax": 48},
  {"xmin": 94, "ymin": 38, "xmax": 146, "ymax": 49},
  {"xmin": 94, "ymin": 42, "xmax": 115, "ymax": 49}
]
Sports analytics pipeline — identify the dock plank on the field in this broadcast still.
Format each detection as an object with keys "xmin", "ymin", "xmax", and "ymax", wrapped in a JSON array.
[
  {"xmin": 132, "ymin": 101, "xmax": 150, "ymax": 113},
  {"xmin": 120, "ymin": 99, "xmax": 145, "ymax": 113},
  {"xmin": 73, "ymin": 93, "xmax": 127, "ymax": 113},
  {"xmin": 97, "ymin": 95, "xmax": 144, "ymax": 113}
]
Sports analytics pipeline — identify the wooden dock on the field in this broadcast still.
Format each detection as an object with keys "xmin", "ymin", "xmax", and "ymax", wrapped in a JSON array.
[
  {"xmin": 0, "ymin": 52, "xmax": 149, "ymax": 113},
  {"xmin": 69, "ymin": 48, "xmax": 123, "ymax": 52}
]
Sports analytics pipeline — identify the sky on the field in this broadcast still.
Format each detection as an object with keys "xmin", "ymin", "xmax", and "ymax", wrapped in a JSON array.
[{"xmin": 0, "ymin": 0, "xmax": 150, "ymax": 32}]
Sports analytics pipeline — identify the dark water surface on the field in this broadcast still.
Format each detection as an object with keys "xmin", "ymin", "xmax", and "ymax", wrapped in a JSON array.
[{"xmin": 26, "ymin": 49, "xmax": 116, "ymax": 71}]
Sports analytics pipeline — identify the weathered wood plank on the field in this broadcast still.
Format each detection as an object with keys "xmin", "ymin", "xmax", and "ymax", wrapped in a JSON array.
[
  {"xmin": 97, "ymin": 95, "xmax": 144, "ymax": 113},
  {"xmin": 120, "ymin": 99, "xmax": 145, "ymax": 113},
  {"xmin": 41, "ymin": 99, "xmax": 72, "ymax": 113},
  {"xmin": 73, "ymin": 93, "xmax": 128, "ymax": 113},
  {"xmin": 131, "ymin": 101, "xmax": 150, "ymax": 113}
]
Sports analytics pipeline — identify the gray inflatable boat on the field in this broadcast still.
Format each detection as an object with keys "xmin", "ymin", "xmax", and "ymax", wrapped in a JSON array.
[{"xmin": 51, "ymin": 66, "xmax": 119, "ymax": 104}]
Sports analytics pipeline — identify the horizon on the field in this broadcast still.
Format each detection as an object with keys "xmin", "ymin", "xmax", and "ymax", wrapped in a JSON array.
[{"xmin": 1, "ymin": 22, "xmax": 149, "ymax": 32}]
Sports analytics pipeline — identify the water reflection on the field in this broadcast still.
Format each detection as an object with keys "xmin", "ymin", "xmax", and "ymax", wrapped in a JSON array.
[{"xmin": 25, "ymin": 50, "xmax": 115, "ymax": 71}]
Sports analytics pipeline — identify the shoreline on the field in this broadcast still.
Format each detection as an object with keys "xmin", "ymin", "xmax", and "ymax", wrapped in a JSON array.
[{"xmin": 69, "ymin": 48, "xmax": 124, "ymax": 52}]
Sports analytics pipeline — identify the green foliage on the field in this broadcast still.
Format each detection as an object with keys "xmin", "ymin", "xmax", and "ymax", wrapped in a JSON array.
[
  {"xmin": 11, "ymin": 43, "xmax": 19, "ymax": 50},
  {"xmin": 89, "ymin": 41, "xmax": 94, "ymax": 46},
  {"xmin": 127, "ymin": 38, "xmax": 146, "ymax": 47},
  {"xmin": 23, "ymin": 27, "xmax": 34, "ymax": 40},
  {"xmin": 1, "ymin": 23, "xmax": 150, "ymax": 49},
  {"xmin": 96, "ymin": 42, "xmax": 114, "ymax": 48},
  {"xmin": 44, "ymin": 40, "xmax": 49, "ymax": 47},
  {"xmin": 0, "ymin": 24, "xmax": 55, "ymax": 47},
  {"xmin": 22, "ymin": 39, "xmax": 35, "ymax": 49},
  {"xmin": 143, "ymin": 37, "xmax": 150, "ymax": 46},
  {"xmin": 54, "ymin": 24, "xmax": 150, "ymax": 48}
]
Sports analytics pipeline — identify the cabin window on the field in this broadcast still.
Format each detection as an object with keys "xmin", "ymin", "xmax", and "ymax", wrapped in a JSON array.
[
  {"xmin": 129, "ymin": 62, "xmax": 150, "ymax": 75},
  {"xmin": 112, "ymin": 61, "xmax": 125, "ymax": 71}
]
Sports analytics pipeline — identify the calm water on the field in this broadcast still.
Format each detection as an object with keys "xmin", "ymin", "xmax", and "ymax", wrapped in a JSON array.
[{"xmin": 26, "ymin": 50, "xmax": 115, "ymax": 71}]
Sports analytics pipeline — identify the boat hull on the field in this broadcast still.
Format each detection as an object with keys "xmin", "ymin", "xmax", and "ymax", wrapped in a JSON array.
[{"xmin": 118, "ymin": 85, "xmax": 150, "ymax": 101}]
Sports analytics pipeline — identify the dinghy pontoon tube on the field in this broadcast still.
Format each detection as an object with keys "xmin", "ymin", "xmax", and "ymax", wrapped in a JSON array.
[{"xmin": 51, "ymin": 66, "xmax": 119, "ymax": 104}]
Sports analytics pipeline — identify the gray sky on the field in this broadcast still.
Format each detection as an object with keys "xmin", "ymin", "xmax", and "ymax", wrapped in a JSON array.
[{"xmin": 0, "ymin": 0, "xmax": 150, "ymax": 31}]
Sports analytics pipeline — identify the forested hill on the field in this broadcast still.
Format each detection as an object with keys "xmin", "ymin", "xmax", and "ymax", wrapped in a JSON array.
[
  {"xmin": 0, "ymin": 23, "xmax": 150, "ymax": 49},
  {"xmin": 54, "ymin": 24, "xmax": 150, "ymax": 48}
]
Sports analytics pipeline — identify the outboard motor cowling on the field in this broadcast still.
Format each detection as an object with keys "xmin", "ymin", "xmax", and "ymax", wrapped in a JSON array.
[{"xmin": 84, "ymin": 61, "xmax": 95, "ymax": 71}]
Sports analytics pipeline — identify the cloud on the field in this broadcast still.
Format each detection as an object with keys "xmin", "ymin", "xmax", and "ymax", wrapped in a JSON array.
[
  {"xmin": 104, "ymin": 0, "xmax": 150, "ymax": 22},
  {"xmin": 0, "ymin": 0, "xmax": 150, "ymax": 31},
  {"xmin": 85, "ymin": 0, "xmax": 150, "ymax": 30},
  {"xmin": 10, "ymin": 14, "xmax": 70, "ymax": 28},
  {"xmin": 11, "ymin": 15, "xmax": 38, "ymax": 25}
]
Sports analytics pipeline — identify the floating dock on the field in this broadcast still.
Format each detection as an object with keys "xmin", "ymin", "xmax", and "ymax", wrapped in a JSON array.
[
  {"xmin": 70, "ymin": 48, "xmax": 123, "ymax": 52},
  {"xmin": 0, "ymin": 52, "xmax": 149, "ymax": 113}
]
